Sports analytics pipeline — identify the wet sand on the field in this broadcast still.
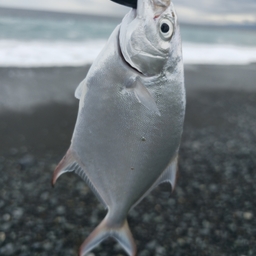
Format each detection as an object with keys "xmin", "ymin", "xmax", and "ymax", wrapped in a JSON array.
[{"xmin": 0, "ymin": 64, "xmax": 256, "ymax": 255}]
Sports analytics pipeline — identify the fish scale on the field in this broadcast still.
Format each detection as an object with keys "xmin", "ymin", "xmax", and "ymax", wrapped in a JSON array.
[{"xmin": 52, "ymin": 0, "xmax": 185, "ymax": 255}]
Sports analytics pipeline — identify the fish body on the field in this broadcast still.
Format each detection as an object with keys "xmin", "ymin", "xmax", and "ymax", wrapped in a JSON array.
[{"xmin": 52, "ymin": 0, "xmax": 185, "ymax": 255}]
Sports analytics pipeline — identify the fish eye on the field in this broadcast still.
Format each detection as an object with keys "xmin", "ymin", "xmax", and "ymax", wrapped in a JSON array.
[
  {"xmin": 161, "ymin": 23, "xmax": 169, "ymax": 33},
  {"xmin": 159, "ymin": 19, "xmax": 174, "ymax": 40}
]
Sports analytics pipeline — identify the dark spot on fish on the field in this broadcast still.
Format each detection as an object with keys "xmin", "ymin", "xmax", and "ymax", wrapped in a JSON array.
[
  {"xmin": 131, "ymin": 167, "xmax": 134, "ymax": 170},
  {"xmin": 161, "ymin": 23, "xmax": 169, "ymax": 33},
  {"xmin": 141, "ymin": 137, "xmax": 146, "ymax": 142}
]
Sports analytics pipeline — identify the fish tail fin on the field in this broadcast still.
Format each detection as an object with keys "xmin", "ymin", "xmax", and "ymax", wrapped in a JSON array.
[
  {"xmin": 52, "ymin": 149, "xmax": 75, "ymax": 187},
  {"xmin": 113, "ymin": 219, "xmax": 137, "ymax": 256},
  {"xmin": 79, "ymin": 215, "xmax": 136, "ymax": 256}
]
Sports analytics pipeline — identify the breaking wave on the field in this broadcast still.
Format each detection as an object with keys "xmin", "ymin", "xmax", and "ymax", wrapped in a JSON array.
[{"xmin": 1, "ymin": 40, "xmax": 256, "ymax": 67}]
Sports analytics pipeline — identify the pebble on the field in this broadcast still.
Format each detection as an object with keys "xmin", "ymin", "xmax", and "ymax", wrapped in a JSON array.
[
  {"xmin": 54, "ymin": 216, "xmax": 66, "ymax": 223},
  {"xmin": 13, "ymin": 208, "xmax": 24, "ymax": 219},
  {"xmin": 0, "ymin": 89, "xmax": 256, "ymax": 256},
  {"xmin": 56, "ymin": 205, "xmax": 66, "ymax": 215},
  {"xmin": 37, "ymin": 206, "xmax": 46, "ymax": 213},
  {"xmin": 146, "ymin": 240, "xmax": 157, "ymax": 250},
  {"xmin": 40, "ymin": 191, "xmax": 50, "ymax": 201},
  {"xmin": 154, "ymin": 215, "xmax": 163, "ymax": 223},
  {"xmin": 75, "ymin": 207, "xmax": 84, "ymax": 217},
  {"xmin": 10, "ymin": 232, "xmax": 16, "ymax": 240},
  {"xmin": 19, "ymin": 154, "xmax": 35, "ymax": 169},
  {"xmin": 243, "ymin": 212, "xmax": 253, "ymax": 220},
  {"xmin": 3, "ymin": 213, "xmax": 11, "ymax": 221},
  {"xmin": 177, "ymin": 238, "xmax": 186, "ymax": 246},
  {"xmin": 139, "ymin": 250, "xmax": 150, "ymax": 256},
  {"xmin": 168, "ymin": 198, "xmax": 176, "ymax": 206},
  {"xmin": 0, "ymin": 243, "xmax": 15, "ymax": 255},
  {"xmin": 9, "ymin": 148, "xmax": 18, "ymax": 156},
  {"xmin": 0, "ymin": 232, "xmax": 6, "ymax": 242},
  {"xmin": 156, "ymin": 246, "xmax": 166, "ymax": 254},
  {"xmin": 209, "ymin": 184, "xmax": 218, "ymax": 192},
  {"xmin": 43, "ymin": 241, "xmax": 52, "ymax": 251}
]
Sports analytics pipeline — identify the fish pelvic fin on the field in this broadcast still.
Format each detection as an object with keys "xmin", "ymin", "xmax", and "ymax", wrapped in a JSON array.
[
  {"xmin": 79, "ymin": 215, "xmax": 136, "ymax": 256},
  {"xmin": 52, "ymin": 149, "xmax": 107, "ymax": 208}
]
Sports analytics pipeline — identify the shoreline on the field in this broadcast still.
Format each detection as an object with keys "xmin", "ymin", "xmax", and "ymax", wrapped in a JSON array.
[{"xmin": 0, "ymin": 64, "xmax": 255, "ymax": 113}]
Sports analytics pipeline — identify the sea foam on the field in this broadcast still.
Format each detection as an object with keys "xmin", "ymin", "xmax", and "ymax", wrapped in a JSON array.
[
  {"xmin": 0, "ymin": 40, "xmax": 256, "ymax": 67},
  {"xmin": 183, "ymin": 43, "xmax": 256, "ymax": 65}
]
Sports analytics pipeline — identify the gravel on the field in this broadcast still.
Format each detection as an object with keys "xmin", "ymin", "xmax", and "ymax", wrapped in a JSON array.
[{"xmin": 0, "ymin": 66, "xmax": 256, "ymax": 255}]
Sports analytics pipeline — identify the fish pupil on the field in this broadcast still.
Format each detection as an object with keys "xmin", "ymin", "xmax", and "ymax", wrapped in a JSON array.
[{"xmin": 161, "ymin": 23, "xmax": 169, "ymax": 33}]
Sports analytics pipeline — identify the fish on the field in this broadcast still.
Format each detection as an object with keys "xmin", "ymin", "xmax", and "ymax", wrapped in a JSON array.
[{"xmin": 52, "ymin": 0, "xmax": 185, "ymax": 255}]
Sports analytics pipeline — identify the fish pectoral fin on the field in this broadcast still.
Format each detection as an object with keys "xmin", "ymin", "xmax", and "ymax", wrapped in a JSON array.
[
  {"xmin": 79, "ymin": 216, "xmax": 136, "ymax": 256},
  {"xmin": 52, "ymin": 149, "xmax": 107, "ymax": 208},
  {"xmin": 131, "ymin": 78, "xmax": 161, "ymax": 116},
  {"xmin": 159, "ymin": 154, "xmax": 179, "ymax": 191}
]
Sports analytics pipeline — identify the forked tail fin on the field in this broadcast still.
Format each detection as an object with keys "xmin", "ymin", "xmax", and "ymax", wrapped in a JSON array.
[{"xmin": 79, "ymin": 215, "xmax": 137, "ymax": 256}]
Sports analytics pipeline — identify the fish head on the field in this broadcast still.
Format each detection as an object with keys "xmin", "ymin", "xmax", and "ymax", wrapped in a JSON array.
[{"xmin": 120, "ymin": 0, "xmax": 180, "ymax": 76}]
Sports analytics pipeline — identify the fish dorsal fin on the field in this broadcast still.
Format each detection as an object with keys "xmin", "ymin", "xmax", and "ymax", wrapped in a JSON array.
[
  {"xmin": 75, "ymin": 79, "xmax": 87, "ymax": 99},
  {"xmin": 126, "ymin": 77, "xmax": 161, "ymax": 116},
  {"xmin": 158, "ymin": 154, "xmax": 178, "ymax": 191},
  {"xmin": 131, "ymin": 154, "xmax": 178, "ymax": 209}
]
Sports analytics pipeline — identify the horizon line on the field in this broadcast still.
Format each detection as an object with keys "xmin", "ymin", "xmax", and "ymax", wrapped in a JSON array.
[{"xmin": 0, "ymin": 5, "xmax": 256, "ymax": 27}]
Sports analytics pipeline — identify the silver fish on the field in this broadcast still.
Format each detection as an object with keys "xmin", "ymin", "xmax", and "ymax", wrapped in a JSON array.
[{"xmin": 52, "ymin": 0, "xmax": 185, "ymax": 255}]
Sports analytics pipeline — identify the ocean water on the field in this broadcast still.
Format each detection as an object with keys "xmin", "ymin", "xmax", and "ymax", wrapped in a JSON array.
[{"xmin": 0, "ymin": 8, "xmax": 256, "ymax": 67}]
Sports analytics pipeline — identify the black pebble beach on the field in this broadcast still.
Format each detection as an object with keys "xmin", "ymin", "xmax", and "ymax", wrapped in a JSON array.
[{"xmin": 0, "ymin": 64, "xmax": 256, "ymax": 256}]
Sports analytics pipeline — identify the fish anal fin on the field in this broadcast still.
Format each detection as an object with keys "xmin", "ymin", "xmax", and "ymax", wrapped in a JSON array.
[
  {"xmin": 159, "ymin": 154, "xmax": 179, "ymax": 192},
  {"xmin": 52, "ymin": 149, "xmax": 107, "ymax": 208},
  {"xmin": 127, "ymin": 77, "xmax": 161, "ymax": 116},
  {"xmin": 79, "ymin": 215, "xmax": 136, "ymax": 256}
]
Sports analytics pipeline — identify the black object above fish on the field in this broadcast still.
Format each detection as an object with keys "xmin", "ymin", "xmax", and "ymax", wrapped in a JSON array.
[{"xmin": 111, "ymin": 0, "xmax": 137, "ymax": 8}]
